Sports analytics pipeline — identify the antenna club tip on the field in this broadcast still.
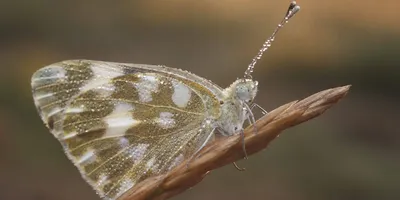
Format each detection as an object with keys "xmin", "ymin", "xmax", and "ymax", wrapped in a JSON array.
[
  {"xmin": 286, "ymin": 1, "xmax": 300, "ymax": 19},
  {"xmin": 289, "ymin": 1, "xmax": 300, "ymax": 10}
]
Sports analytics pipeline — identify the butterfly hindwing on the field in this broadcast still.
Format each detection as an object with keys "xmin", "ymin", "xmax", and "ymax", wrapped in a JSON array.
[{"xmin": 31, "ymin": 60, "xmax": 221, "ymax": 199}]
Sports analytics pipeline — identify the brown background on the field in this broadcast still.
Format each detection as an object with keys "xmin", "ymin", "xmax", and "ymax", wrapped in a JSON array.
[{"xmin": 1, "ymin": 0, "xmax": 399, "ymax": 200}]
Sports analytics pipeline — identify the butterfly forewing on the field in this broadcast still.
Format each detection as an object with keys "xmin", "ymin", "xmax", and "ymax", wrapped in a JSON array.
[{"xmin": 31, "ymin": 60, "xmax": 221, "ymax": 200}]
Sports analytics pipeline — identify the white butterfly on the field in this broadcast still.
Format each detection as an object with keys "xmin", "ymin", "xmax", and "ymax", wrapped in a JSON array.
[{"xmin": 31, "ymin": 2, "xmax": 300, "ymax": 200}]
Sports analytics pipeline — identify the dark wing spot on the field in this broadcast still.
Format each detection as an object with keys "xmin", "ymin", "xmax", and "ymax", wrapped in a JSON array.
[{"xmin": 47, "ymin": 117, "xmax": 55, "ymax": 130}]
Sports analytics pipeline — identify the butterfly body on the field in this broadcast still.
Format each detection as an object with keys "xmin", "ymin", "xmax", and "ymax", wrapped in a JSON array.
[
  {"xmin": 31, "ymin": 60, "xmax": 256, "ymax": 199},
  {"xmin": 217, "ymin": 79, "xmax": 258, "ymax": 136}
]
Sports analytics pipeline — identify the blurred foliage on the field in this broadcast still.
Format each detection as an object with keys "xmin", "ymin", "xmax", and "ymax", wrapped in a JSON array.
[{"xmin": 0, "ymin": 0, "xmax": 399, "ymax": 200}]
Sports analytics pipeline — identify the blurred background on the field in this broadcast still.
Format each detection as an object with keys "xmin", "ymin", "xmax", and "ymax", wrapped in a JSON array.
[{"xmin": 1, "ymin": 0, "xmax": 399, "ymax": 199}]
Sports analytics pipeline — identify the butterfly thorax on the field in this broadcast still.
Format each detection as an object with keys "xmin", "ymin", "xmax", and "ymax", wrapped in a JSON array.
[{"xmin": 216, "ymin": 79, "xmax": 258, "ymax": 136}]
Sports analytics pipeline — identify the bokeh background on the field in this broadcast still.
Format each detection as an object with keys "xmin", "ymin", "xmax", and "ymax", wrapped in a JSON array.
[{"xmin": 1, "ymin": 0, "xmax": 399, "ymax": 199}]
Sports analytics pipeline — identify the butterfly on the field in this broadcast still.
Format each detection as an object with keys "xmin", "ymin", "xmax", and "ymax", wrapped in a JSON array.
[{"xmin": 31, "ymin": 2, "xmax": 300, "ymax": 200}]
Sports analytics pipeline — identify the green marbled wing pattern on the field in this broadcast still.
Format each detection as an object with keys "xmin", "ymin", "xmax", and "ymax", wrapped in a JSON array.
[
  {"xmin": 31, "ymin": 60, "xmax": 130, "ymax": 135},
  {"xmin": 61, "ymin": 73, "xmax": 217, "ymax": 199},
  {"xmin": 31, "ymin": 60, "xmax": 221, "ymax": 200}
]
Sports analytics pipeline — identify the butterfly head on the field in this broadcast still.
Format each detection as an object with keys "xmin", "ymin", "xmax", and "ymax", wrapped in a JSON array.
[{"xmin": 234, "ymin": 78, "xmax": 258, "ymax": 104}]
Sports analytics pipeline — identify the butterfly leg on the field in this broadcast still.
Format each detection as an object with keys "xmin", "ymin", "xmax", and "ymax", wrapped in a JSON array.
[
  {"xmin": 233, "ymin": 162, "xmax": 246, "ymax": 171},
  {"xmin": 244, "ymin": 103, "xmax": 258, "ymax": 135},
  {"xmin": 251, "ymin": 103, "xmax": 268, "ymax": 115},
  {"xmin": 186, "ymin": 128, "xmax": 216, "ymax": 169},
  {"xmin": 239, "ymin": 128, "xmax": 249, "ymax": 159},
  {"xmin": 232, "ymin": 129, "xmax": 248, "ymax": 171}
]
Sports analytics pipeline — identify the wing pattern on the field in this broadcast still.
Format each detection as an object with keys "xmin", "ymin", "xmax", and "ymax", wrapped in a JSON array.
[{"xmin": 31, "ymin": 60, "xmax": 221, "ymax": 199}]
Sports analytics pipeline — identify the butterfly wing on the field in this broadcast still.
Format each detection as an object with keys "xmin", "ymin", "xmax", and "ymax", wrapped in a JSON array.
[{"xmin": 31, "ymin": 60, "xmax": 221, "ymax": 199}]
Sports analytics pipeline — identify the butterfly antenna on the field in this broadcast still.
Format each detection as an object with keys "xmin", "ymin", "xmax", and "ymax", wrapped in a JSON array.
[{"xmin": 244, "ymin": 1, "xmax": 300, "ymax": 79}]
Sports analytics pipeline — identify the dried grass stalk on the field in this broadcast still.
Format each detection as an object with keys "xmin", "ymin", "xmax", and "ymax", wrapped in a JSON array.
[{"xmin": 120, "ymin": 85, "xmax": 351, "ymax": 200}]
